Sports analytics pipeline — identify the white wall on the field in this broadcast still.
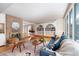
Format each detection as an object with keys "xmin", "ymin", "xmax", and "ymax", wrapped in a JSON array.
[
  {"xmin": 53, "ymin": 18, "xmax": 64, "ymax": 36},
  {"xmin": 0, "ymin": 13, "xmax": 6, "ymax": 46},
  {"xmin": 35, "ymin": 18, "xmax": 64, "ymax": 36}
]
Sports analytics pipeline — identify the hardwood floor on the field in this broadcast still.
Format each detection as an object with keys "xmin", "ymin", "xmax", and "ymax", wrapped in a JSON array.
[{"xmin": 0, "ymin": 45, "xmax": 13, "ymax": 53}]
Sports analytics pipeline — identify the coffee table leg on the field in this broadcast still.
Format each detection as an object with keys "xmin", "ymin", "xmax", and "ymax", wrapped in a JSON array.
[
  {"xmin": 34, "ymin": 45, "xmax": 36, "ymax": 54},
  {"xmin": 19, "ymin": 45, "xmax": 21, "ymax": 52},
  {"xmin": 12, "ymin": 45, "xmax": 16, "ymax": 52},
  {"xmin": 23, "ymin": 43, "xmax": 25, "ymax": 48}
]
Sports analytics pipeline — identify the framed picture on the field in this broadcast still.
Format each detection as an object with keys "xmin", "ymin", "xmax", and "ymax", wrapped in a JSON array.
[
  {"xmin": 0, "ymin": 23, "xmax": 4, "ymax": 33},
  {"xmin": 12, "ymin": 21, "xmax": 20, "ymax": 32}
]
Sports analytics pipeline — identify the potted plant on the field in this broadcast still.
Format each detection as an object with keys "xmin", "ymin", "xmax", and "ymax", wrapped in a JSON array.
[{"xmin": 39, "ymin": 36, "xmax": 46, "ymax": 46}]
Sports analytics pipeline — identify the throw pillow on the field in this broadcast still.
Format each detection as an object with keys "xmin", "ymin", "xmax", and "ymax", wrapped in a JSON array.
[{"xmin": 52, "ymin": 34, "xmax": 65, "ymax": 51}]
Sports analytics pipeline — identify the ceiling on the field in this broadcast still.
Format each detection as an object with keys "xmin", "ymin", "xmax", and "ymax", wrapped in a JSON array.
[{"xmin": 0, "ymin": 3, "xmax": 68, "ymax": 24}]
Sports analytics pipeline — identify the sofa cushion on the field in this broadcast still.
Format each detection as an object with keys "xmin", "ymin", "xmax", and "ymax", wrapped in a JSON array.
[
  {"xmin": 47, "ymin": 36, "xmax": 55, "ymax": 49},
  {"xmin": 52, "ymin": 34, "xmax": 65, "ymax": 51},
  {"xmin": 40, "ymin": 47, "xmax": 56, "ymax": 56}
]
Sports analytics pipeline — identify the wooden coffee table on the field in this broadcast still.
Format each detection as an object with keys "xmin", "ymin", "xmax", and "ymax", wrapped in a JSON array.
[
  {"xmin": 32, "ymin": 40, "xmax": 41, "ymax": 54},
  {"xmin": 12, "ymin": 40, "xmax": 25, "ymax": 52}
]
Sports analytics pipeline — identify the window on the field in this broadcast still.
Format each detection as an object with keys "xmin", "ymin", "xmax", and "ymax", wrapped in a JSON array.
[
  {"xmin": 75, "ymin": 3, "xmax": 79, "ymax": 40},
  {"xmin": 37, "ymin": 25, "xmax": 44, "ymax": 35},
  {"xmin": 65, "ymin": 3, "xmax": 79, "ymax": 40},
  {"xmin": 66, "ymin": 15, "xmax": 68, "ymax": 38},
  {"xmin": 45, "ymin": 24, "xmax": 55, "ymax": 36},
  {"xmin": 69, "ymin": 9, "xmax": 73, "ymax": 39},
  {"xmin": 65, "ymin": 16, "xmax": 67, "ymax": 38},
  {"xmin": 65, "ymin": 8, "xmax": 74, "ymax": 39},
  {"xmin": 64, "ymin": 17, "xmax": 67, "ymax": 36},
  {"xmin": 45, "ymin": 24, "xmax": 55, "ymax": 31},
  {"xmin": 37, "ymin": 25, "xmax": 44, "ymax": 31}
]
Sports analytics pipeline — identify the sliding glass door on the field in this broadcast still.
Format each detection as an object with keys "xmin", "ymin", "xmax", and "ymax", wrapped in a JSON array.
[
  {"xmin": 69, "ymin": 9, "xmax": 74, "ymax": 39},
  {"xmin": 64, "ymin": 7, "xmax": 74, "ymax": 39},
  {"xmin": 75, "ymin": 3, "xmax": 79, "ymax": 41},
  {"xmin": 64, "ymin": 3, "xmax": 79, "ymax": 40}
]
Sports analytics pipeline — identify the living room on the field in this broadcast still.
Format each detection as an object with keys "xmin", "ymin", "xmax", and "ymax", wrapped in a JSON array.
[{"xmin": 0, "ymin": 3, "xmax": 79, "ymax": 56}]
